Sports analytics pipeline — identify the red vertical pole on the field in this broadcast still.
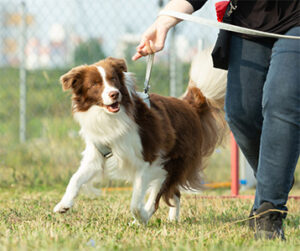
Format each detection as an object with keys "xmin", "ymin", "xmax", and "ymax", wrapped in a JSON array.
[{"xmin": 231, "ymin": 133, "xmax": 239, "ymax": 196}]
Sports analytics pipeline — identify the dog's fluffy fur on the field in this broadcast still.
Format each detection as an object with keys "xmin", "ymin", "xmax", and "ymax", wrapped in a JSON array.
[{"xmin": 54, "ymin": 49, "xmax": 227, "ymax": 224}]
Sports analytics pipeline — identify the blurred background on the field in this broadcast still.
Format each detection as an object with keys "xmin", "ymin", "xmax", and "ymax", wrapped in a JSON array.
[{"xmin": 0, "ymin": 0, "xmax": 298, "ymax": 190}]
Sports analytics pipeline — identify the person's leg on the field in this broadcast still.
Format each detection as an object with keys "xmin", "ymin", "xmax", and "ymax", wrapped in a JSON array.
[
  {"xmin": 254, "ymin": 26, "xmax": 300, "ymax": 211},
  {"xmin": 226, "ymin": 35, "xmax": 272, "ymax": 173}
]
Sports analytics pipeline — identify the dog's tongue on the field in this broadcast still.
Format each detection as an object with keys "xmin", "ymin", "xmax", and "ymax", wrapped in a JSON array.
[{"xmin": 107, "ymin": 102, "xmax": 120, "ymax": 113}]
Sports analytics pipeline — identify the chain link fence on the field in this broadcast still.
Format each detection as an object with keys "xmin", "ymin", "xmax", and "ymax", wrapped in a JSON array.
[{"xmin": 0, "ymin": 0, "xmax": 230, "ymax": 188}]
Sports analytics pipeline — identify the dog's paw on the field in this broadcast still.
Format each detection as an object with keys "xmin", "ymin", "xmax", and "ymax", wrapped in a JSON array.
[
  {"xmin": 53, "ymin": 201, "xmax": 73, "ymax": 213},
  {"xmin": 129, "ymin": 219, "xmax": 140, "ymax": 226},
  {"xmin": 131, "ymin": 207, "xmax": 148, "ymax": 225}
]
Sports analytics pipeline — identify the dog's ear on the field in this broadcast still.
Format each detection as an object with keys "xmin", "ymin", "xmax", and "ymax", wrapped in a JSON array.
[
  {"xmin": 105, "ymin": 57, "xmax": 127, "ymax": 72},
  {"xmin": 60, "ymin": 65, "xmax": 86, "ymax": 91}
]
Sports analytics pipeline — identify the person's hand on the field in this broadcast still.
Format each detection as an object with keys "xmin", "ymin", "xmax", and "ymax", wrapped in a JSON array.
[
  {"xmin": 132, "ymin": 0, "xmax": 194, "ymax": 61},
  {"xmin": 132, "ymin": 17, "xmax": 176, "ymax": 61}
]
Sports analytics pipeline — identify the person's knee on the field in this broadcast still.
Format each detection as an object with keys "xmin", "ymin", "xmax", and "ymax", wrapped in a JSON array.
[
  {"xmin": 262, "ymin": 92, "xmax": 280, "ymax": 118},
  {"xmin": 262, "ymin": 81, "xmax": 299, "ymax": 121},
  {"xmin": 225, "ymin": 100, "xmax": 264, "ymax": 141}
]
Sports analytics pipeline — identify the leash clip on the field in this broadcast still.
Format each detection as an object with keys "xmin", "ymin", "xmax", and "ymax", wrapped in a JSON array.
[
  {"xmin": 227, "ymin": 1, "xmax": 237, "ymax": 17},
  {"xmin": 143, "ymin": 53, "xmax": 154, "ymax": 94},
  {"xmin": 140, "ymin": 53, "xmax": 154, "ymax": 108}
]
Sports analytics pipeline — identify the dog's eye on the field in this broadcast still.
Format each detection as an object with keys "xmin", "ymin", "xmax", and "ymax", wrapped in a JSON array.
[
  {"xmin": 110, "ymin": 77, "xmax": 117, "ymax": 82},
  {"xmin": 87, "ymin": 82, "xmax": 98, "ymax": 89}
]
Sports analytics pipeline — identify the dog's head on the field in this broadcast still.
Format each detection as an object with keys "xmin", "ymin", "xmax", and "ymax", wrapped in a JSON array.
[{"xmin": 60, "ymin": 57, "xmax": 134, "ymax": 114}]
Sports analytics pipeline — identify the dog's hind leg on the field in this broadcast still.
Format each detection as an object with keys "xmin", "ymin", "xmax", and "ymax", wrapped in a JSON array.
[
  {"xmin": 168, "ymin": 189, "xmax": 181, "ymax": 221},
  {"xmin": 54, "ymin": 143, "xmax": 104, "ymax": 213}
]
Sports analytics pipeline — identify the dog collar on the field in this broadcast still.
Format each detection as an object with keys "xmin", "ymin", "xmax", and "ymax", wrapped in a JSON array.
[
  {"xmin": 94, "ymin": 143, "xmax": 113, "ymax": 159},
  {"xmin": 137, "ymin": 91, "xmax": 151, "ymax": 108},
  {"xmin": 143, "ymin": 54, "xmax": 154, "ymax": 94}
]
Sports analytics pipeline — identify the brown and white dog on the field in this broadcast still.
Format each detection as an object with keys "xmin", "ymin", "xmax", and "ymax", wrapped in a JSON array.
[{"xmin": 54, "ymin": 49, "xmax": 227, "ymax": 224}]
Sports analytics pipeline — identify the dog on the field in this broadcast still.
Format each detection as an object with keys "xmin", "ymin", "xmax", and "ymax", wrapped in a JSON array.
[{"xmin": 54, "ymin": 49, "xmax": 227, "ymax": 224}]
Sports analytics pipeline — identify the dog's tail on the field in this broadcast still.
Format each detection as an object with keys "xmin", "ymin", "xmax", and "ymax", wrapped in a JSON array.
[{"xmin": 183, "ymin": 47, "xmax": 228, "ymax": 158}]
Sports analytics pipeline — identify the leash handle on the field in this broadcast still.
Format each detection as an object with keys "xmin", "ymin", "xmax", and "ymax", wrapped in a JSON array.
[
  {"xmin": 143, "ymin": 53, "xmax": 155, "ymax": 94},
  {"xmin": 159, "ymin": 10, "xmax": 300, "ymax": 40}
]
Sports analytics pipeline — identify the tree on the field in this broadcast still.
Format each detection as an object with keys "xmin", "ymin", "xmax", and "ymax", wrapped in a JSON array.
[{"xmin": 74, "ymin": 38, "xmax": 106, "ymax": 65}]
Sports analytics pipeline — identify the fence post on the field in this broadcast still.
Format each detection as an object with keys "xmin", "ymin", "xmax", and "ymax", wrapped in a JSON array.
[
  {"xmin": 231, "ymin": 133, "xmax": 239, "ymax": 196},
  {"xmin": 19, "ymin": 1, "xmax": 27, "ymax": 143},
  {"xmin": 169, "ymin": 27, "xmax": 176, "ymax": 97}
]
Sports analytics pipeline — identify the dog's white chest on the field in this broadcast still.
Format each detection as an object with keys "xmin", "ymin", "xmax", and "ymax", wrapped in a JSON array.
[
  {"xmin": 102, "ymin": 128, "xmax": 144, "ymax": 181},
  {"xmin": 75, "ymin": 105, "xmax": 145, "ymax": 181}
]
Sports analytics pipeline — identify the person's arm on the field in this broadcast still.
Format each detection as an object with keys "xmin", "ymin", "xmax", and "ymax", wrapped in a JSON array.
[{"xmin": 132, "ymin": 0, "xmax": 206, "ymax": 61}]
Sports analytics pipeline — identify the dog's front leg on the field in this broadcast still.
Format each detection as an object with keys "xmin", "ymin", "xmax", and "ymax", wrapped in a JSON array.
[
  {"xmin": 130, "ymin": 167, "xmax": 153, "ymax": 225},
  {"xmin": 54, "ymin": 143, "xmax": 103, "ymax": 213},
  {"xmin": 144, "ymin": 178, "xmax": 164, "ymax": 219}
]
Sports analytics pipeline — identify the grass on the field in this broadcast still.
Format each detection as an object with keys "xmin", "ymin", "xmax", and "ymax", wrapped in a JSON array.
[
  {"xmin": 1, "ymin": 65, "xmax": 299, "ymax": 250},
  {"xmin": 0, "ymin": 187, "xmax": 299, "ymax": 251}
]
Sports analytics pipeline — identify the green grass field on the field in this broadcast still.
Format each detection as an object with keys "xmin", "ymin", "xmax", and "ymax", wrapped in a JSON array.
[
  {"xmin": 1, "ymin": 65, "xmax": 300, "ymax": 250},
  {"xmin": 0, "ymin": 188, "xmax": 300, "ymax": 251}
]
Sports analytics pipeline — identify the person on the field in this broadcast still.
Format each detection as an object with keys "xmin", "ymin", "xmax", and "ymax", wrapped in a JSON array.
[{"xmin": 132, "ymin": 0, "xmax": 300, "ymax": 240}]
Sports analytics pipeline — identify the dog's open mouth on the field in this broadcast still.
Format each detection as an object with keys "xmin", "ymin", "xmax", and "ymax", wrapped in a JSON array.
[{"xmin": 105, "ymin": 102, "xmax": 120, "ymax": 113}]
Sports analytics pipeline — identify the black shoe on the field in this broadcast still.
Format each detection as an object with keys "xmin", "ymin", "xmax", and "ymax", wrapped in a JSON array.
[
  {"xmin": 248, "ymin": 176, "xmax": 294, "ymax": 237},
  {"xmin": 252, "ymin": 202, "xmax": 286, "ymax": 240},
  {"xmin": 248, "ymin": 206, "xmax": 255, "ymax": 230}
]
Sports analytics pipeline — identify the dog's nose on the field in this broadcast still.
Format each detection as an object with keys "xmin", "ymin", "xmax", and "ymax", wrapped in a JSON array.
[{"xmin": 108, "ymin": 91, "xmax": 119, "ymax": 100}]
